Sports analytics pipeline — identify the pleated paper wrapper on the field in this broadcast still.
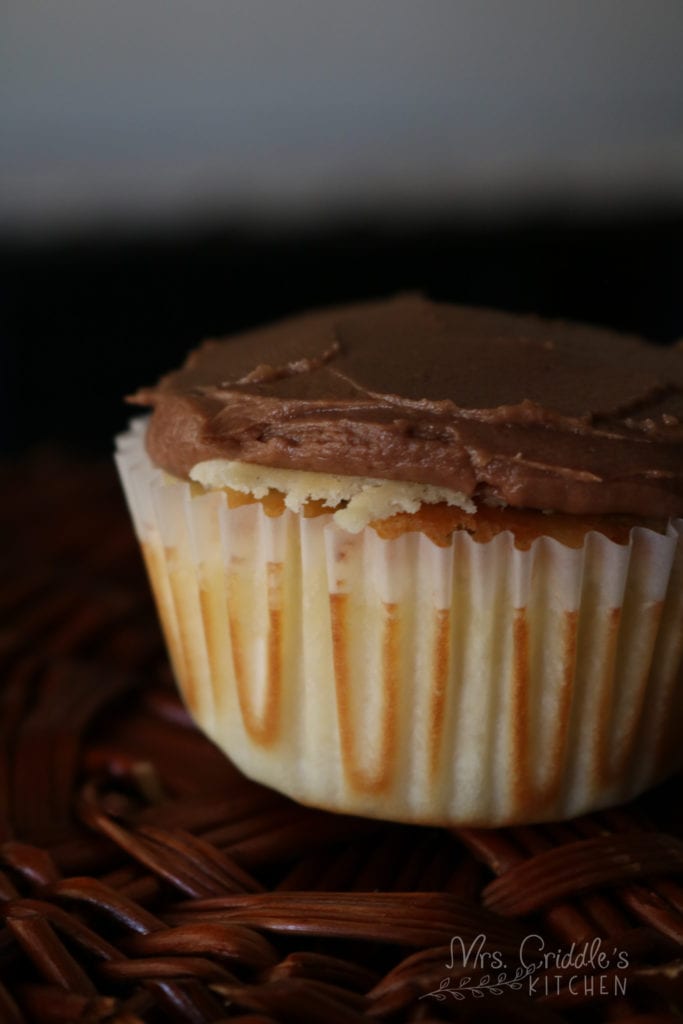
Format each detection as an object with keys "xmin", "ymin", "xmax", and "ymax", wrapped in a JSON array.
[{"xmin": 116, "ymin": 421, "xmax": 683, "ymax": 826}]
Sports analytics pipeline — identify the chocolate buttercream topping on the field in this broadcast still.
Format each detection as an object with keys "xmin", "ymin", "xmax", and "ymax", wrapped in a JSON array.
[{"xmin": 129, "ymin": 294, "xmax": 683, "ymax": 517}]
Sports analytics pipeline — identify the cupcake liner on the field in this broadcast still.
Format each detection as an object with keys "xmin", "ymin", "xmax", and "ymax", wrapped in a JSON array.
[{"xmin": 116, "ymin": 421, "xmax": 683, "ymax": 826}]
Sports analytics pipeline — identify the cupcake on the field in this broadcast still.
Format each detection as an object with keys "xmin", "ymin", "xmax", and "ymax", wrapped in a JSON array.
[{"xmin": 116, "ymin": 295, "xmax": 683, "ymax": 826}]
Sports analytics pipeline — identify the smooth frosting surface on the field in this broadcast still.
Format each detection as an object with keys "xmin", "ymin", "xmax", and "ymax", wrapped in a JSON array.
[{"xmin": 129, "ymin": 294, "xmax": 683, "ymax": 517}]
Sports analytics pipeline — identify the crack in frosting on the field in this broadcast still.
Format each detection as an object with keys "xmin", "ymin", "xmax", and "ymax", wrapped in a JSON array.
[{"xmin": 189, "ymin": 458, "xmax": 476, "ymax": 533}]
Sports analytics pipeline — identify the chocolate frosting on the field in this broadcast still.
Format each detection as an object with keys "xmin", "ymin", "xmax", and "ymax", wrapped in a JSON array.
[{"xmin": 129, "ymin": 294, "xmax": 683, "ymax": 517}]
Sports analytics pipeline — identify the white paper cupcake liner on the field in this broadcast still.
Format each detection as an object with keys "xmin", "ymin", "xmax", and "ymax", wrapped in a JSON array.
[{"xmin": 115, "ymin": 420, "xmax": 683, "ymax": 826}]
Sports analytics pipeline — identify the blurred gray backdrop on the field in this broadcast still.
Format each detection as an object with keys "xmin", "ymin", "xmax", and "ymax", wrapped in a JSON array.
[{"xmin": 2, "ymin": 0, "xmax": 683, "ymax": 232}]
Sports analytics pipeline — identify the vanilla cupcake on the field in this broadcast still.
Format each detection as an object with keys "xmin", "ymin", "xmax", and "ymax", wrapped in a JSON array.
[{"xmin": 116, "ymin": 295, "xmax": 683, "ymax": 826}]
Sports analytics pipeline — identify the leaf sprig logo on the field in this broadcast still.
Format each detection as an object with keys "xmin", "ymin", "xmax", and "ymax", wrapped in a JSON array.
[{"xmin": 421, "ymin": 933, "xmax": 630, "ymax": 1002}]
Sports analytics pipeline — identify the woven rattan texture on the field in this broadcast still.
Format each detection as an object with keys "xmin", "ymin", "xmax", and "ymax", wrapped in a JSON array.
[{"xmin": 1, "ymin": 454, "xmax": 682, "ymax": 1023}]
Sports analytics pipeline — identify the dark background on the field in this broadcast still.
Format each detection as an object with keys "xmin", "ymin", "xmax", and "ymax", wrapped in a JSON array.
[{"xmin": 3, "ymin": 209, "xmax": 682, "ymax": 458}]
